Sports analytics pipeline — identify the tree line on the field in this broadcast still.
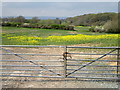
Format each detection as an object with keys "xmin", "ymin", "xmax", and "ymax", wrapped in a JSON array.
[
  {"xmin": 0, "ymin": 12, "xmax": 119, "ymax": 33},
  {"xmin": 1, "ymin": 16, "xmax": 74, "ymax": 30}
]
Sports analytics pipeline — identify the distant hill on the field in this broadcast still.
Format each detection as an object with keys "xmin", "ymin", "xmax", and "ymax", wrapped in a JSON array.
[
  {"xmin": 20, "ymin": 16, "xmax": 67, "ymax": 20},
  {"xmin": 2, "ymin": 16, "xmax": 67, "ymax": 20},
  {"xmin": 65, "ymin": 12, "xmax": 117, "ymax": 26}
]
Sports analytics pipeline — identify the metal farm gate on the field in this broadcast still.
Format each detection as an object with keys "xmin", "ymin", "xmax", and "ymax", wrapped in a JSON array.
[{"xmin": 0, "ymin": 45, "xmax": 120, "ymax": 81}]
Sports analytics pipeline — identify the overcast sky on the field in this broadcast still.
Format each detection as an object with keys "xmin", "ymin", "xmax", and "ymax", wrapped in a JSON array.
[{"xmin": 2, "ymin": 2, "xmax": 118, "ymax": 17}]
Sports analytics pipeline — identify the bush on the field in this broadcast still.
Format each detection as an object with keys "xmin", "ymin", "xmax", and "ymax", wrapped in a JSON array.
[
  {"xmin": 50, "ymin": 24, "xmax": 74, "ymax": 30},
  {"xmin": 2, "ymin": 22, "xmax": 11, "ymax": 26},
  {"xmin": 2, "ymin": 22, "xmax": 75, "ymax": 31},
  {"xmin": 89, "ymin": 26, "xmax": 95, "ymax": 32},
  {"xmin": 2, "ymin": 22, "xmax": 21, "ymax": 27},
  {"xmin": 94, "ymin": 26, "xmax": 104, "ymax": 32},
  {"xmin": 103, "ymin": 20, "xmax": 119, "ymax": 33},
  {"xmin": 68, "ymin": 26, "xmax": 74, "ymax": 30},
  {"xmin": 51, "ymin": 24, "xmax": 60, "ymax": 29},
  {"xmin": 89, "ymin": 26, "xmax": 104, "ymax": 33},
  {"xmin": 103, "ymin": 15, "xmax": 119, "ymax": 33}
]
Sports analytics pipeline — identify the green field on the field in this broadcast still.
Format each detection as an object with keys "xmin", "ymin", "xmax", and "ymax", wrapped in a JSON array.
[{"xmin": 1, "ymin": 26, "xmax": 119, "ymax": 47}]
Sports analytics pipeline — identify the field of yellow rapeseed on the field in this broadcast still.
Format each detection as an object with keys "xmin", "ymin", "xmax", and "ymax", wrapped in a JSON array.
[
  {"xmin": 7, "ymin": 36, "xmax": 42, "ymax": 44},
  {"xmin": 47, "ymin": 34, "xmax": 118, "ymax": 41},
  {"xmin": 4, "ymin": 34, "xmax": 118, "ymax": 46}
]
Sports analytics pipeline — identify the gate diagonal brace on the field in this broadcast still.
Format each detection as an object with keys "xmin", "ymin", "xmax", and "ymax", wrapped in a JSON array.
[
  {"xmin": 0, "ymin": 47, "xmax": 61, "ymax": 76},
  {"xmin": 67, "ymin": 49, "xmax": 117, "ymax": 76}
]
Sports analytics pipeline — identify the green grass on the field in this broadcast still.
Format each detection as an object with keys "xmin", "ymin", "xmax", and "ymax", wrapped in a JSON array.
[
  {"xmin": 2, "ymin": 26, "xmax": 107, "ymax": 37},
  {"xmin": 1, "ymin": 26, "xmax": 119, "ymax": 46},
  {"xmin": 2, "ymin": 27, "xmax": 73, "ymax": 37},
  {"xmin": 2, "ymin": 26, "xmax": 77, "ymax": 45}
]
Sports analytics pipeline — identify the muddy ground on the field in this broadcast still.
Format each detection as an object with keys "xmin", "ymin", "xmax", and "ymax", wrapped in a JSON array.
[{"xmin": 1, "ymin": 46, "xmax": 119, "ymax": 88}]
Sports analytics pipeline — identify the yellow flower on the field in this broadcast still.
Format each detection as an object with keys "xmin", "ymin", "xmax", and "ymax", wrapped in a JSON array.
[{"xmin": 6, "ymin": 34, "xmax": 118, "ymax": 44}]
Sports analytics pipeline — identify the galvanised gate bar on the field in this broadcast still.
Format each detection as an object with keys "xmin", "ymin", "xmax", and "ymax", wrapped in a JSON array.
[{"xmin": 0, "ymin": 45, "xmax": 120, "ymax": 81}]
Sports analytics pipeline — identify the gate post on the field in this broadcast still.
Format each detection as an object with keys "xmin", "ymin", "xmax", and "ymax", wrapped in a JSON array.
[
  {"xmin": 64, "ymin": 46, "xmax": 67, "ymax": 78},
  {"xmin": 117, "ymin": 48, "xmax": 120, "ymax": 80}
]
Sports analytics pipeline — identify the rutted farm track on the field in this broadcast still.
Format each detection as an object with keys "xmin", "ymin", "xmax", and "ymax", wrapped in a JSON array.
[{"xmin": 1, "ymin": 47, "xmax": 119, "ymax": 88}]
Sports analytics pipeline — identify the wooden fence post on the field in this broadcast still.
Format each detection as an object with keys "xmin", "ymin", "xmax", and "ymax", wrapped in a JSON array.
[{"xmin": 64, "ymin": 46, "xmax": 67, "ymax": 78}]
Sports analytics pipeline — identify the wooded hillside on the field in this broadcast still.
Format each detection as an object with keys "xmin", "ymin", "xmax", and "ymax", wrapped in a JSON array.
[{"xmin": 65, "ymin": 13, "xmax": 117, "ymax": 26}]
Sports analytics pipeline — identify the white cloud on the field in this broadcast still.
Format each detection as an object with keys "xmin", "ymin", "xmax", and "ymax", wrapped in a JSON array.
[{"xmin": 1, "ymin": 0, "xmax": 119, "ymax": 2}]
